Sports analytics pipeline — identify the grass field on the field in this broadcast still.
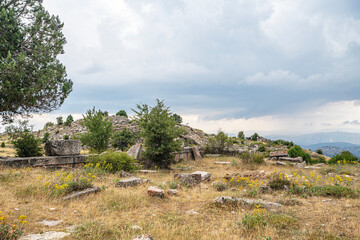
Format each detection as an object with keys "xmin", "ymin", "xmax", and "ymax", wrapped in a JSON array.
[{"xmin": 1, "ymin": 156, "xmax": 360, "ymax": 240}]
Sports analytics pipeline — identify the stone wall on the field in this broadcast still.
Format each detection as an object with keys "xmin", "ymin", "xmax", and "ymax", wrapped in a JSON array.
[
  {"xmin": 173, "ymin": 147, "xmax": 205, "ymax": 161},
  {"xmin": 0, "ymin": 155, "xmax": 87, "ymax": 168}
]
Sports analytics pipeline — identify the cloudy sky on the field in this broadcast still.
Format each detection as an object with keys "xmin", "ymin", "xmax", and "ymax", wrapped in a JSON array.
[{"xmin": 14, "ymin": 0, "xmax": 360, "ymax": 136}]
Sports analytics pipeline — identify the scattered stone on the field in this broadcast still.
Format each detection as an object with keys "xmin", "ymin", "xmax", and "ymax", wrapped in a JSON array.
[
  {"xmin": 214, "ymin": 161, "xmax": 231, "ymax": 164},
  {"xmin": 233, "ymin": 170, "xmax": 268, "ymax": 179},
  {"xmin": 229, "ymin": 188, "xmax": 238, "ymax": 192},
  {"xmin": 127, "ymin": 144, "xmax": 142, "ymax": 160},
  {"xmin": 14, "ymin": 208, "xmax": 20, "ymax": 211},
  {"xmin": 116, "ymin": 177, "xmax": 144, "ymax": 188},
  {"xmin": 44, "ymin": 140, "xmax": 81, "ymax": 156},
  {"xmin": 74, "ymin": 210, "xmax": 78, "ymax": 214},
  {"xmin": 167, "ymin": 189, "xmax": 179, "ymax": 195},
  {"xmin": 19, "ymin": 231, "xmax": 71, "ymax": 240},
  {"xmin": 49, "ymin": 208, "xmax": 55, "ymax": 211},
  {"xmin": 269, "ymin": 151, "xmax": 288, "ymax": 158},
  {"xmin": 131, "ymin": 225, "xmax": 142, "ymax": 230},
  {"xmin": 151, "ymin": 214, "xmax": 156, "ymax": 217},
  {"xmin": 38, "ymin": 220, "xmax": 63, "ymax": 227},
  {"xmin": 205, "ymin": 154, "xmax": 221, "ymax": 158},
  {"xmin": 186, "ymin": 210, "xmax": 199, "ymax": 215},
  {"xmin": 278, "ymin": 157, "xmax": 303, "ymax": 163},
  {"xmin": 133, "ymin": 234, "xmax": 153, "ymax": 240},
  {"xmin": 305, "ymin": 166, "xmax": 320, "ymax": 169},
  {"xmin": 62, "ymin": 187, "xmax": 101, "ymax": 201},
  {"xmin": 276, "ymin": 161, "xmax": 287, "ymax": 166},
  {"xmin": 139, "ymin": 170, "xmax": 157, "ymax": 174},
  {"xmin": 314, "ymin": 163, "xmax": 325, "ymax": 167},
  {"xmin": 192, "ymin": 146, "xmax": 202, "ymax": 160},
  {"xmin": 191, "ymin": 171, "xmax": 211, "ymax": 181},
  {"xmin": 174, "ymin": 173, "xmax": 201, "ymax": 186},
  {"xmin": 147, "ymin": 186, "xmax": 165, "ymax": 198},
  {"xmin": 321, "ymin": 224, "xmax": 326, "ymax": 228},
  {"xmin": 213, "ymin": 196, "xmax": 282, "ymax": 208},
  {"xmin": 119, "ymin": 171, "xmax": 133, "ymax": 178}
]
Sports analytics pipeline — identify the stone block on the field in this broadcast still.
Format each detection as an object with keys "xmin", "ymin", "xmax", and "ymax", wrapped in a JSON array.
[
  {"xmin": 147, "ymin": 186, "xmax": 165, "ymax": 198},
  {"xmin": 45, "ymin": 140, "xmax": 81, "ymax": 156}
]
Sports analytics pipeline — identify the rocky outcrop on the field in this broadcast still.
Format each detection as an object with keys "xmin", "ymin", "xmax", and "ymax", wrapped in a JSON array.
[
  {"xmin": 174, "ymin": 173, "xmax": 202, "ymax": 186},
  {"xmin": 127, "ymin": 144, "xmax": 142, "ymax": 160}
]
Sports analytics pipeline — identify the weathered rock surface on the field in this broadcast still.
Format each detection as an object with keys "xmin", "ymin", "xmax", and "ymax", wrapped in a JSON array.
[
  {"xmin": 62, "ymin": 187, "xmax": 101, "ymax": 201},
  {"xmin": 19, "ymin": 231, "xmax": 70, "ymax": 240},
  {"xmin": 119, "ymin": 170, "xmax": 133, "ymax": 178},
  {"xmin": 191, "ymin": 171, "xmax": 211, "ymax": 181},
  {"xmin": 174, "ymin": 173, "xmax": 202, "ymax": 186},
  {"xmin": 127, "ymin": 144, "xmax": 142, "ymax": 160},
  {"xmin": 167, "ymin": 189, "xmax": 179, "ymax": 195},
  {"xmin": 214, "ymin": 161, "xmax": 231, "ymax": 164},
  {"xmin": 44, "ymin": 140, "xmax": 81, "ymax": 156},
  {"xmin": 205, "ymin": 154, "xmax": 221, "ymax": 158},
  {"xmin": 38, "ymin": 220, "xmax": 63, "ymax": 226},
  {"xmin": 192, "ymin": 146, "xmax": 202, "ymax": 160},
  {"xmin": 269, "ymin": 151, "xmax": 288, "ymax": 158},
  {"xmin": 213, "ymin": 196, "xmax": 282, "ymax": 208},
  {"xmin": 116, "ymin": 177, "xmax": 144, "ymax": 188},
  {"xmin": 147, "ymin": 186, "xmax": 165, "ymax": 198},
  {"xmin": 233, "ymin": 170, "xmax": 268, "ymax": 179},
  {"xmin": 139, "ymin": 170, "xmax": 157, "ymax": 174},
  {"xmin": 278, "ymin": 157, "xmax": 303, "ymax": 162}
]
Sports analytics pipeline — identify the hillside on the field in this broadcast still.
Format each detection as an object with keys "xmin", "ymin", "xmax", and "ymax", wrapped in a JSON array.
[{"xmin": 304, "ymin": 142, "xmax": 360, "ymax": 158}]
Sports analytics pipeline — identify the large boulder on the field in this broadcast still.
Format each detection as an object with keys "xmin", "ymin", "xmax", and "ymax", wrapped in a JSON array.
[
  {"xmin": 174, "ymin": 173, "xmax": 202, "ymax": 186},
  {"xmin": 127, "ymin": 144, "xmax": 142, "ymax": 160},
  {"xmin": 191, "ymin": 171, "xmax": 211, "ymax": 181},
  {"xmin": 44, "ymin": 140, "xmax": 81, "ymax": 156}
]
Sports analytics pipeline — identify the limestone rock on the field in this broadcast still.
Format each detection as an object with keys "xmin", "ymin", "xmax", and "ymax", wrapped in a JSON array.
[
  {"xmin": 147, "ymin": 186, "xmax": 165, "ymax": 198},
  {"xmin": 139, "ymin": 170, "xmax": 157, "ymax": 174},
  {"xmin": 213, "ymin": 196, "xmax": 282, "ymax": 208},
  {"xmin": 133, "ymin": 235, "xmax": 153, "ymax": 240},
  {"xmin": 44, "ymin": 140, "xmax": 81, "ymax": 156},
  {"xmin": 174, "ymin": 173, "xmax": 202, "ymax": 186},
  {"xmin": 116, "ymin": 177, "xmax": 144, "ymax": 188},
  {"xmin": 214, "ymin": 161, "xmax": 231, "ymax": 164},
  {"xmin": 192, "ymin": 146, "xmax": 202, "ymax": 160},
  {"xmin": 127, "ymin": 144, "xmax": 142, "ymax": 160},
  {"xmin": 191, "ymin": 171, "xmax": 211, "ymax": 181},
  {"xmin": 119, "ymin": 171, "xmax": 133, "ymax": 178},
  {"xmin": 38, "ymin": 220, "xmax": 63, "ymax": 227},
  {"xmin": 167, "ymin": 189, "xmax": 179, "ymax": 195},
  {"xmin": 19, "ymin": 231, "xmax": 70, "ymax": 240},
  {"xmin": 62, "ymin": 187, "xmax": 101, "ymax": 201}
]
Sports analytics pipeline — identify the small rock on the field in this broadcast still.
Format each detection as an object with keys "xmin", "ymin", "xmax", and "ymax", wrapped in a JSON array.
[
  {"xmin": 174, "ymin": 173, "xmax": 201, "ymax": 186},
  {"xmin": 151, "ymin": 214, "xmax": 156, "ymax": 217},
  {"xmin": 139, "ymin": 170, "xmax": 157, "ymax": 174},
  {"xmin": 19, "ymin": 231, "xmax": 70, "ymax": 240},
  {"xmin": 167, "ymin": 189, "xmax": 179, "ymax": 195},
  {"xmin": 131, "ymin": 225, "xmax": 142, "ymax": 230},
  {"xmin": 133, "ymin": 234, "xmax": 153, "ymax": 240},
  {"xmin": 321, "ymin": 224, "xmax": 326, "ymax": 228},
  {"xmin": 49, "ymin": 208, "xmax": 56, "ymax": 211},
  {"xmin": 62, "ymin": 187, "xmax": 101, "ymax": 201},
  {"xmin": 214, "ymin": 161, "xmax": 231, "ymax": 164},
  {"xmin": 119, "ymin": 171, "xmax": 133, "ymax": 178},
  {"xmin": 38, "ymin": 220, "xmax": 63, "ymax": 227},
  {"xmin": 231, "ymin": 211, "xmax": 236, "ymax": 214},
  {"xmin": 74, "ymin": 210, "xmax": 78, "ymax": 213},
  {"xmin": 186, "ymin": 210, "xmax": 199, "ymax": 215},
  {"xmin": 147, "ymin": 186, "xmax": 165, "ymax": 198},
  {"xmin": 116, "ymin": 177, "xmax": 144, "ymax": 188},
  {"xmin": 14, "ymin": 208, "xmax": 20, "ymax": 211},
  {"xmin": 213, "ymin": 196, "xmax": 282, "ymax": 208},
  {"xmin": 276, "ymin": 161, "xmax": 287, "ymax": 166}
]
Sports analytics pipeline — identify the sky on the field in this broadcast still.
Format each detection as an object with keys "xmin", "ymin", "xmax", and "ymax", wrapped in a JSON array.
[{"xmin": 7, "ymin": 0, "xmax": 360, "ymax": 136}]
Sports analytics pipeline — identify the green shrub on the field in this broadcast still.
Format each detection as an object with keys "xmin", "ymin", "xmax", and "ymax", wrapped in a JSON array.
[
  {"xmin": 44, "ymin": 122, "xmax": 54, "ymax": 129},
  {"xmin": 6, "ymin": 121, "xmax": 42, "ymax": 157},
  {"xmin": 86, "ymin": 151, "xmax": 138, "ymax": 173},
  {"xmin": 80, "ymin": 107, "xmax": 113, "ymax": 153},
  {"xmin": 269, "ymin": 178, "xmax": 291, "ymax": 190},
  {"xmin": 288, "ymin": 145, "xmax": 311, "ymax": 164},
  {"xmin": 56, "ymin": 116, "xmax": 63, "ymax": 125},
  {"xmin": 172, "ymin": 113, "xmax": 182, "ymax": 124},
  {"xmin": 253, "ymin": 153, "xmax": 265, "ymax": 164},
  {"xmin": 116, "ymin": 110, "xmax": 128, "ymax": 117},
  {"xmin": 111, "ymin": 129, "xmax": 136, "ymax": 151},
  {"xmin": 64, "ymin": 115, "xmax": 74, "ymax": 126},
  {"xmin": 205, "ymin": 131, "xmax": 231, "ymax": 154},
  {"xmin": 133, "ymin": 99, "xmax": 183, "ymax": 169},
  {"xmin": 240, "ymin": 151, "xmax": 264, "ymax": 164},
  {"xmin": 273, "ymin": 139, "xmax": 294, "ymax": 148},
  {"xmin": 268, "ymin": 213, "xmax": 299, "ymax": 229},
  {"xmin": 1, "ymin": 142, "xmax": 5, "ymax": 148},
  {"xmin": 328, "ymin": 151, "xmax": 358, "ymax": 165},
  {"xmin": 316, "ymin": 149, "xmax": 323, "ymax": 155},
  {"xmin": 258, "ymin": 145, "xmax": 266, "ymax": 152},
  {"xmin": 311, "ymin": 184, "xmax": 358, "ymax": 198},
  {"xmin": 251, "ymin": 133, "xmax": 259, "ymax": 141},
  {"xmin": 0, "ymin": 212, "xmax": 27, "ymax": 239},
  {"xmin": 237, "ymin": 131, "xmax": 245, "ymax": 139},
  {"xmin": 42, "ymin": 132, "xmax": 50, "ymax": 143},
  {"xmin": 63, "ymin": 135, "xmax": 69, "ymax": 140}
]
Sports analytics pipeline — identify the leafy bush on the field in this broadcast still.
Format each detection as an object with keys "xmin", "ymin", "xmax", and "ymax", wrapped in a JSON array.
[
  {"xmin": 42, "ymin": 132, "xmax": 50, "ymax": 143},
  {"xmin": 85, "ymin": 151, "xmax": 138, "ymax": 173},
  {"xmin": 269, "ymin": 177, "xmax": 291, "ymax": 190},
  {"xmin": 64, "ymin": 115, "xmax": 74, "ymax": 126},
  {"xmin": 241, "ymin": 205, "xmax": 267, "ymax": 229},
  {"xmin": 80, "ymin": 107, "xmax": 113, "ymax": 153},
  {"xmin": 328, "ymin": 151, "xmax": 358, "ymax": 165},
  {"xmin": 63, "ymin": 135, "xmax": 69, "ymax": 140},
  {"xmin": 1, "ymin": 142, "xmax": 5, "ymax": 148},
  {"xmin": 240, "ymin": 151, "xmax": 264, "ymax": 164},
  {"xmin": 116, "ymin": 110, "xmax": 128, "ymax": 117},
  {"xmin": 44, "ymin": 122, "xmax": 54, "ymax": 129},
  {"xmin": 273, "ymin": 139, "xmax": 294, "ymax": 148},
  {"xmin": 56, "ymin": 116, "xmax": 63, "ymax": 125},
  {"xmin": 205, "ymin": 131, "xmax": 231, "ymax": 154},
  {"xmin": 258, "ymin": 145, "xmax": 266, "ymax": 152},
  {"xmin": 237, "ymin": 131, "xmax": 245, "ymax": 139},
  {"xmin": 251, "ymin": 133, "xmax": 259, "ymax": 141},
  {"xmin": 6, "ymin": 121, "xmax": 42, "ymax": 157},
  {"xmin": 268, "ymin": 214, "xmax": 299, "ymax": 230},
  {"xmin": 316, "ymin": 149, "xmax": 323, "ymax": 155},
  {"xmin": 111, "ymin": 129, "xmax": 136, "ymax": 151},
  {"xmin": 133, "ymin": 99, "xmax": 182, "ymax": 169},
  {"xmin": 172, "ymin": 113, "xmax": 182, "ymax": 124},
  {"xmin": 288, "ymin": 145, "xmax": 311, "ymax": 164},
  {"xmin": 311, "ymin": 184, "xmax": 358, "ymax": 198}
]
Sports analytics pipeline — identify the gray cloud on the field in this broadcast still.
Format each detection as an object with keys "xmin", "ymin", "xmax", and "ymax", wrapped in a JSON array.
[{"xmin": 344, "ymin": 120, "xmax": 360, "ymax": 126}]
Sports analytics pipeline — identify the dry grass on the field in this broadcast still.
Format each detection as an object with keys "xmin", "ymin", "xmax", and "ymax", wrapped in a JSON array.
[{"xmin": 0, "ymin": 157, "xmax": 359, "ymax": 240}]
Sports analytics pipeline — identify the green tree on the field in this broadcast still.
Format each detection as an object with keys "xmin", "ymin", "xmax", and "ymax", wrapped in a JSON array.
[
  {"xmin": 133, "ymin": 99, "xmax": 182, "ymax": 169},
  {"xmin": 172, "ymin": 113, "xmax": 182, "ymax": 124},
  {"xmin": 80, "ymin": 107, "xmax": 113, "ymax": 153},
  {"xmin": 111, "ymin": 128, "xmax": 136, "ymax": 151},
  {"xmin": 316, "ymin": 149, "xmax": 323, "ymax": 155},
  {"xmin": 251, "ymin": 133, "xmax": 259, "ymax": 141},
  {"xmin": 0, "ymin": 0, "xmax": 73, "ymax": 123},
  {"xmin": 288, "ymin": 145, "xmax": 311, "ymax": 164},
  {"xmin": 5, "ymin": 121, "xmax": 42, "ymax": 157},
  {"xmin": 205, "ymin": 131, "xmax": 231, "ymax": 154},
  {"xmin": 56, "ymin": 116, "xmax": 63, "ymax": 125},
  {"xmin": 64, "ymin": 115, "xmax": 74, "ymax": 126},
  {"xmin": 328, "ymin": 151, "xmax": 358, "ymax": 165},
  {"xmin": 116, "ymin": 110, "xmax": 128, "ymax": 118},
  {"xmin": 237, "ymin": 131, "xmax": 245, "ymax": 139}
]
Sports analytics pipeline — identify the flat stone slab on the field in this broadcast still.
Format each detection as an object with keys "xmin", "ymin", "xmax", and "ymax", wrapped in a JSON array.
[
  {"xmin": 62, "ymin": 187, "xmax": 101, "ymax": 201},
  {"xmin": 214, "ymin": 161, "xmax": 231, "ymax": 164},
  {"xmin": 0, "ymin": 155, "xmax": 87, "ymax": 168},
  {"xmin": 38, "ymin": 220, "xmax": 63, "ymax": 226},
  {"xmin": 269, "ymin": 151, "xmax": 288, "ymax": 158},
  {"xmin": 116, "ymin": 177, "xmax": 144, "ymax": 188},
  {"xmin": 133, "ymin": 235, "xmax": 154, "ymax": 240},
  {"xmin": 205, "ymin": 154, "xmax": 221, "ymax": 158},
  {"xmin": 278, "ymin": 157, "xmax": 303, "ymax": 163},
  {"xmin": 213, "ymin": 196, "xmax": 282, "ymax": 208},
  {"xmin": 19, "ymin": 231, "xmax": 70, "ymax": 240},
  {"xmin": 45, "ymin": 140, "xmax": 81, "ymax": 156},
  {"xmin": 167, "ymin": 189, "xmax": 179, "ymax": 195},
  {"xmin": 147, "ymin": 186, "xmax": 165, "ymax": 198},
  {"xmin": 192, "ymin": 171, "xmax": 211, "ymax": 181},
  {"xmin": 127, "ymin": 144, "xmax": 142, "ymax": 160},
  {"xmin": 192, "ymin": 146, "xmax": 202, "ymax": 160},
  {"xmin": 233, "ymin": 170, "xmax": 269, "ymax": 179},
  {"xmin": 174, "ymin": 173, "xmax": 201, "ymax": 186},
  {"xmin": 139, "ymin": 170, "xmax": 157, "ymax": 174}
]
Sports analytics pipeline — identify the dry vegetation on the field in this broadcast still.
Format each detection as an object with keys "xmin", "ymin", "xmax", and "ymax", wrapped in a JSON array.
[{"xmin": 1, "ymin": 156, "xmax": 360, "ymax": 240}]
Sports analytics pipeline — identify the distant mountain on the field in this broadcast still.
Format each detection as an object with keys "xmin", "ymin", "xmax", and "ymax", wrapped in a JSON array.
[{"xmin": 267, "ymin": 132, "xmax": 360, "ymax": 146}]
